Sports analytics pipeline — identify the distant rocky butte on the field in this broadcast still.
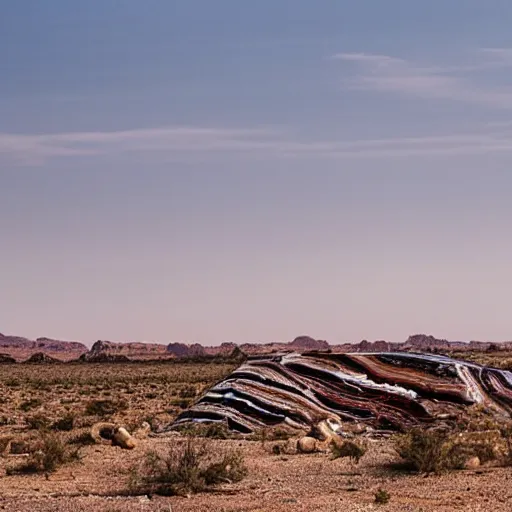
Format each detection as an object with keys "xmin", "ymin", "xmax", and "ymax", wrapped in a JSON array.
[
  {"xmin": 0, "ymin": 332, "xmax": 511, "ymax": 362},
  {"xmin": 0, "ymin": 333, "xmax": 87, "ymax": 362}
]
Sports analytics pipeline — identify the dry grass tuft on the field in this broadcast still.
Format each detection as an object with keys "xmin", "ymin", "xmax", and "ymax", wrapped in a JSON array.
[
  {"xmin": 6, "ymin": 432, "xmax": 80, "ymax": 475},
  {"xmin": 129, "ymin": 438, "xmax": 247, "ymax": 496},
  {"xmin": 330, "ymin": 440, "xmax": 367, "ymax": 464},
  {"xmin": 374, "ymin": 488, "xmax": 391, "ymax": 505}
]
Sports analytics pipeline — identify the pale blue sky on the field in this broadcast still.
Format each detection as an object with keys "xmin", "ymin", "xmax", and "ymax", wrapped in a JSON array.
[{"xmin": 1, "ymin": 1, "xmax": 512, "ymax": 345}]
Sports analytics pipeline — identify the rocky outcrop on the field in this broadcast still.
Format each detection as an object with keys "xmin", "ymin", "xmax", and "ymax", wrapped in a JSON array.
[
  {"xmin": 289, "ymin": 336, "xmax": 329, "ymax": 351},
  {"xmin": 404, "ymin": 334, "xmax": 451, "ymax": 350},
  {"xmin": 24, "ymin": 352, "xmax": 60, "ymax": 364},
  {"xmin": 0, "ymin": 353, "xmax": 16, "ymax": 364},
  {"xmin": 79, "ymin": 351, "xmax": 131, "ymax": 363},
  {"xmin": 86, "ymin": 340, "xmax": 170, "ymax": 361},
  {"xmin": 167, "ymin": 343, "xmax": 193, "ymax": 358},
  {"xmin": 171, "ymin": 351, "xmax": 512, "ymax": 434}
]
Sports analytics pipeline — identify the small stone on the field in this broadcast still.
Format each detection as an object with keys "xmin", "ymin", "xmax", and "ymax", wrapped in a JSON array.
[{"xmin": 297, "ymin": 436, "xmax": 317, "ymax": 453}]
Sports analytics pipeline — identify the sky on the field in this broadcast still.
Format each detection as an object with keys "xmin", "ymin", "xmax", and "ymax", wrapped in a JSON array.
[{"xmin": 2, "ymin": 1, "xmax": 512, "ymax": 346}]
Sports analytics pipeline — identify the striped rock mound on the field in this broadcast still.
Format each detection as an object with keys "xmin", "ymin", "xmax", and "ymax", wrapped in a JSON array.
[{"xmin": 170, "ymin": 352, "xmax": 512, "ymax": 434}]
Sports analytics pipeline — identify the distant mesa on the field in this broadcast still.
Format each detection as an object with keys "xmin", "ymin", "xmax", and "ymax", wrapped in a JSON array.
[
  {"xmin": 0, "ymin": 330, "xmax": 511, "ymax": 362},
  {"xmin": 167, "ymin": 342, "xmax": 200, "ymax": 358},
  {"xmin": 0, "ymin": 332, "xmax": 87, "ymax": 362}
]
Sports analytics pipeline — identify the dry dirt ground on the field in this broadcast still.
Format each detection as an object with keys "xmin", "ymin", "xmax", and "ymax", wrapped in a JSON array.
[{"xmin": 1, "ymin": 361, "xmax": 512, "ymax": 512}]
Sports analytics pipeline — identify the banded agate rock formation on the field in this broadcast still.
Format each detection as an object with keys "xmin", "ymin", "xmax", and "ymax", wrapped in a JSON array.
[{"xmin": 172, "ymin": 352, "xmax": 512, "ymax": 434}]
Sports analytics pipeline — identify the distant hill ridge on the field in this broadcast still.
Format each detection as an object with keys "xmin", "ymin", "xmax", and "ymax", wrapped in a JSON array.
[
  {"xmin": 0, "ymin": 332, "xmax": 510, "ymax": 362},
  {"xmin": 0, "ymin": 333, "xmax": 87, "ymax": 361}
]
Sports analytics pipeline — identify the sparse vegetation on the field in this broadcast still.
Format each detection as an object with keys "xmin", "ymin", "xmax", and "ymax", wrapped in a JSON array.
[
  {"xmin": 330, "ymin": 440, "xmax": 367, "ymax": 464},
  {"xmin": 393, "ymin": 419, "xmax": 511, "ymax": 474},
  {"xmin": 68, "ymin": 430, "xmax": 96, "ymax": 446},
  {"xmin": 19, "ymin": 398, "xmax": 42, "ymax": 412},
  {"xmin": 174, "ymin": 421, "xmax": 232, "ymax": 439},
  {"xmin": 374, "ymin": 488, "xmax": 391, "ymax": 505},
  {"xmin": 85, "ymin": 399, "xmax": 128, "ymax": 417},
  {"xmin": 395, "ymin": 428, "xmax": 449, "ymax": 473},
  {"xmin": 249, "ymin": 425, "xmax": 298, "ymax": 443},
  {"xmin": 6, "ymin": 432, "xmax": 79, "ymax": 475},
  {"xmin": 51, "ymin": 413, "xmax": 75, "ymax": 431},
  {"xmin": 129, "ymin": 438, "xmax": 247, "ymax": 496},
  {"xmin": 26, "ymin": 413, "xmax": 52, "ymax": 430},
  {"xmin": 179, "ymin": 385, "xmax": 197, "ymax": 398}
]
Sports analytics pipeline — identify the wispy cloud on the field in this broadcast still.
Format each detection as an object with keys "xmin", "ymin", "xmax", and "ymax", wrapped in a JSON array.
[
  {"xmin": 331, "ymin": 49, "xmax": 512, "ymax": 109},
  {"xmin": 3, "ymin": 124, "xmax": 512, "ymax": 165},
  {"xmin": 0, "ymin": 127, "xmax": 278, "ymax": 165}
]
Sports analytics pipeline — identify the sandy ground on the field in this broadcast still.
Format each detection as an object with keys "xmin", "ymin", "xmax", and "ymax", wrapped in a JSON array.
[
  {"xmin": 2, "ymin": 360, "xmax": 512, "ymax": 511},
  {"xmin": 1, "ymin": 435, "xmax": 512, "ymax": 512}
]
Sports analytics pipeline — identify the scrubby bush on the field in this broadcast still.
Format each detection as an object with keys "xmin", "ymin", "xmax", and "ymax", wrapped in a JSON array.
[
  {"xmin": 395, "ymin": 428, "xmax": 449, "ymax": 473},
  {"xmin": 85, "ymin": 399, "xmax": 127, "ymax": 417},
  {"xmin": 130, "ymin": 438, "xmax": 247, "ymax": 496},
  {"xmin": 374, "ymin": 488, "xmax": 391, "ymax": 505},
  {"xmin": 68, "ymin": 431, "xmax": 96, "ymax": 446},
  {"xmin": 19, "ymin": 398, "xmax": 42, "ymax": 412},
  {"xmin": 330, "ymin": 440, "xmax": 367, "ymax": 464},
  {"xmin": 394, "ymin": 424, "xmax": 504, "ymax": 473},
  {"xmin": 26, "ymin": 413, "xmax": 52, "ymax": 430},
  {"xmin": 178, "ymin": 386, "xmax": 197, "ymax": 399},
  {"xmin": 174, "ymin": 422, "xmax": 232, "ymax": 440},
  {"xmin": 51, "ymin": 413, "xmax": 75, "ymax": 431},
  {"xmin": 6, "ymin": 433, "xmax": 79, "ymax": 475}
]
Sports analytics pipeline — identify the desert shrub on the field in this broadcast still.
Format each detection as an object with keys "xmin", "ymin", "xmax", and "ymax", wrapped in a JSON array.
[
  {"xmin": 130, "ymin": 438, "xmax": 247, "ymax": 496},
  {"xmin": 51, "ymin": 413, "xmax": 75, "ymax": 432},
  {"xmin": 395, "ymin": 428, "xmax": 449, "ymax": 473},
  {"xmin": 499, "ymin": 425, "xmax": 512, "ymax": 466},
  {"xmin": 202, "ymin": 422, "xmax": 231, "ymax": 439},
  {"xmin": 394, "ymin": 426, "xmax": 500, "ymax": 473},
  {"xmin": 7, "ymin": 433, "xmax": 79, "ymax": 474},
  {"xmin": 174, "ymin": 422, "xmax": 231, "ymax": 440},
  {"xmin": 68, "ymin": 431, "xmax": 96, "ymax": 446},
  {"xmin": 169, "ymin": 398, "xmax": 191, "ymax": 410},
  {"xmin": 0, "ymin": 436, "xmax": 12, "ymax": 454},
  {"xmin": 374, "ymin": 488, "xmax": 391, "ymax": 505},
  {"xmin": 85, "ymin": 399, "xmax": 128, "ymax": 417},
  {"xmin": 9, "ymin": 439, "xmax": 33, "ymax": 454},
  {"xmin": 179, "ymin": 386, "xmax": 197, "ymax": 399},
  {"xmin": 330, "ymin": 440, "xmax": 367, "ymax": 464},
  {"xmin": 19, "ymin": 398, "xmax": 43, "ymax": 412},
  {"xmin": 250, "ymin": 426, "xmax": 298, "ymax": 443},
  {"xmin": 26, "ymin": 413, "xmax": 52, "ymax": 430}
]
